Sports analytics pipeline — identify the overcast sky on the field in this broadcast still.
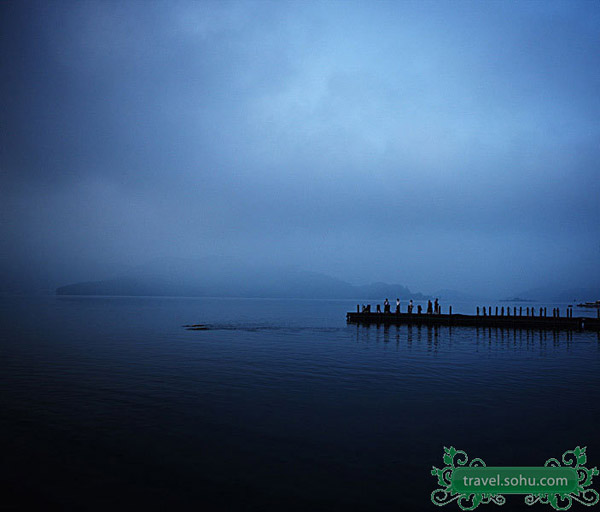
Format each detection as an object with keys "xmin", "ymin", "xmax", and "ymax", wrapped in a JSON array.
[{"xmin": 2, "ymin": 0, "xmax": 599, "ymax": 296}]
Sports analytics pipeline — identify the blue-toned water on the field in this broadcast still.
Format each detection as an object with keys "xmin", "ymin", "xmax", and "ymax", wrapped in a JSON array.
[{"xmin": 1, "ymin": 296, "xmax": 599, "ymax": 511}]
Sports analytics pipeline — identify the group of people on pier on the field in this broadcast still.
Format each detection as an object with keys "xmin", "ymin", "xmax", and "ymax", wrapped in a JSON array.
[
  {"xmin": 361, "ymin": 298, "xmax": 442, "ymax": 315},
  {"xmin": 358, "ymin": 303, "xmax": 582, "ymax": 319}
]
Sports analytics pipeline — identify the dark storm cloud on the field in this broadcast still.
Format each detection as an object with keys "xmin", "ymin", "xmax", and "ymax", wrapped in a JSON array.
[{"xmin": 2, "ymin": 0, "xmax": 599, "ymax": 296}]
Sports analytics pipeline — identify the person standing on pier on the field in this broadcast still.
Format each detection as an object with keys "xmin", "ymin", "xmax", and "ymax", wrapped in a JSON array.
[
  {"xmin": 396, "ymin": 298, "xmax": 400, "ymax": 313},
  {"xmin": 384, "ymin": 298, "xmax": 390, "ymax": 313},
  {"xmin": 427, "ymin": 300, "xmax": 433, "ymax": 314},
  {"xmin": 434, "ymin": 298, "xmax": 439, "ymax": 314},
  {"xmin": 408, "ymin": 299, "xmax": 413, "ymax": 313}
]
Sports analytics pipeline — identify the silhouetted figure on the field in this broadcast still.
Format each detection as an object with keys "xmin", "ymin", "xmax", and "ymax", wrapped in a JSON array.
[
  {"xmin": 366, "ymin": 304, "xmax": 371, "ymax": 312},
  {"xmin": 417, "ymin": 304, "xmax": 422, "ymax": 314},
  {"xmin": 384, "ymin": 298, "xmax": 390, "ymax": 313},
  {"xmin": 434, "ymin": 298, "xmax": 439, "ymax": 314},
  {"xmin": 377, "ymin": 304, "xmax": 381, "ymax": 313},
  {"xmin": 427, "ymin": 300, "xmax": 433, "ymax": 314},
  {"xmin": 408, "ymin": 299, "xmax": 414, "ymax": 314}
]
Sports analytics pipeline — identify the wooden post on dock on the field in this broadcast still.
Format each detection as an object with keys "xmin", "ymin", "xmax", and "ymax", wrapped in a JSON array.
[
  {"xmin": 488, "ymin": 306, "xmax": 492, "ymax": 316},
  {"xmin": 477, "ymin": 306, "xmax": 479, "ymax": 316},
  {"xmin": 507, "ymin": 307, "xmax": 510, "ymax": 316},
  {"xmin": 501, "ymin": 306, "xmax": 504, "ymax": 316},
  {"xmin": 449, "ymin": 306, "xmax": 452, "ymax": 315},
  {"xmin": 557, "ymin": 307, "xmax": 560, "ymax": 317},
  {"xmin": 526, "ymin": 307, "xmax": 529, "ymax": 316},
  {"xmin": 519, "ymin": 307, "xmax": 522, "ymax": 316}
]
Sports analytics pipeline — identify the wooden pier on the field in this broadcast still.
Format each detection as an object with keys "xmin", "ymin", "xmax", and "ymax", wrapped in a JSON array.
[{"xmin": 346, "ymin": 309, "xmax": 600, "ymax": 332}]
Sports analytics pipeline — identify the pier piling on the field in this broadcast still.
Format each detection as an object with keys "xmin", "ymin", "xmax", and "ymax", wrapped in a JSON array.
[{"xmin": 347, "ymin": 304, "xmax": 600, "ymax": 331}]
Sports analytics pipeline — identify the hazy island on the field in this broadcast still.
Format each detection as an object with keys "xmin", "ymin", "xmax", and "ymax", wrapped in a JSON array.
[{"xmin": 56, "ymin": 260, "xmax": 431, "ymax": 301}]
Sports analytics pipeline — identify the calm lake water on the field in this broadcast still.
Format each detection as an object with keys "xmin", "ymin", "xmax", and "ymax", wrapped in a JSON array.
[{"xmin": 1, "ymin": 296, "xmax": 599, "ymax": 511}]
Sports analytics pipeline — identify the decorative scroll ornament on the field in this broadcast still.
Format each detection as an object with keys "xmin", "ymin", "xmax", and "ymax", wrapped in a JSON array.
[
  {"xmin": 524, "ymin": 446, "xmax": 599, "ymax": 510},
  {"xmin": 431, "ymin": 446, "xmax": 505, "ymax": 510},
  {"xmin": 431, "ymin": 446, "xmax": 598, "ymax": 510}
]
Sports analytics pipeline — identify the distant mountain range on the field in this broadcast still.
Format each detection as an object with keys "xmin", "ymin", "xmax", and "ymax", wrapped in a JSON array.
[
  {"xmin": 56, "ymin": 258, "xmax": 431, "ymax": 300},
  {"xmin": 49, "ymin": 257, "xmax": 600, "ymax": 302}
]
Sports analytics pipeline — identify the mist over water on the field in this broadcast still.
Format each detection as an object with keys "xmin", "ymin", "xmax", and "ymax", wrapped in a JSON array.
[{"xmin": 2, "ymin": 2, "xmax": 600, "ymax": 510}]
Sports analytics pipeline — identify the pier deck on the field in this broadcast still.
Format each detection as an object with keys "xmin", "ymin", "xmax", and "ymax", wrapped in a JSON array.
[{"xmin": 346, "ymin": 311, "xmax": 600, "ymax": 331}]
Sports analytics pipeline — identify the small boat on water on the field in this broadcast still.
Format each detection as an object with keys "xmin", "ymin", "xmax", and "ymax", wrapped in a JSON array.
[
  {"xmin": 577, "ymin": 301, "xmax": 600, "ymax": 308},
  {"xmin": 183, "ymin": 323, "xmax": 209, "ymax": 330}
]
